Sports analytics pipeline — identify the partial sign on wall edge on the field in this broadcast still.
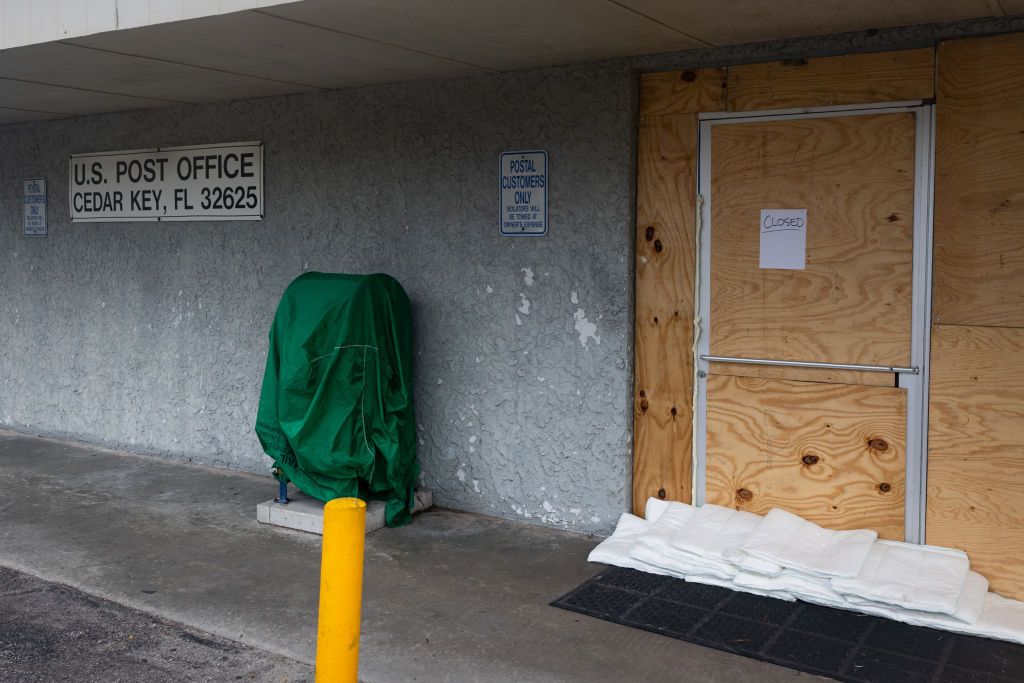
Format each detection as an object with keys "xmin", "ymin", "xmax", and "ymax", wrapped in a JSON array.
[{"xmin": 23, "ymin": 177, "xmax": 47, "ymax": 237}]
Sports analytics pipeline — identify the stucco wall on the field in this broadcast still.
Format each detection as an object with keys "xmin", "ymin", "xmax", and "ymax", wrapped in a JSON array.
[{"xmin": 0, "ymin": 61, "xmax": 636, "ymax": 533}]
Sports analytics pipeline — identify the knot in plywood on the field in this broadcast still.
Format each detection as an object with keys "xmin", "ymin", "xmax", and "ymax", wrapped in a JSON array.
[
  {"xmin": 705, "ymin": 375, "xmax": 906, "ymax": 539},
  {"xmin": 868, "ymin": 438, "xmax": 890, "ymax": 452}
]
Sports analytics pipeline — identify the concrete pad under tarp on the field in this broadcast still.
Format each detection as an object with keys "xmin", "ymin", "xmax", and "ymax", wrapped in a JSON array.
[{"xmin": 256, "ymin": 489, "xmax": 433, "ymax": 534}]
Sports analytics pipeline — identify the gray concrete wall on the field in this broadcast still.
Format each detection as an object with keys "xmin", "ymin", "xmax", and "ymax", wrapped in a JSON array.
[{"xmin": 0, "ymin": 61, "xmax": 636, "ymax": 533}]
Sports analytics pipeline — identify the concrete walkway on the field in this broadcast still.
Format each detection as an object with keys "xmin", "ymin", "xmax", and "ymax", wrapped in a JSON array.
[{"xmin": 0, "ymin": 431, "xmax": 811, "ymax": 682}]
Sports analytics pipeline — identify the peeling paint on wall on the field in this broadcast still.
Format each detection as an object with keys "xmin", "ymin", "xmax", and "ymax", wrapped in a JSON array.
[{"xmin": 573, "ymin": 308, "xmax": 601, "ymax": 349}]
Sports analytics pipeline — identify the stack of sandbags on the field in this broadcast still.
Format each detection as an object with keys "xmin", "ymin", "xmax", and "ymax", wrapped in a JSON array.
[{"xmin": 589, "ymin": 500, "xmax": 1024, "ymax": 645}]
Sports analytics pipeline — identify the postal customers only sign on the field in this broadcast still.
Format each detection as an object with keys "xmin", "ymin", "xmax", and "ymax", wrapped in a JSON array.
[
  {"xmin": 70, "ymin": 142, "xmax": 263, "ymax": 222},
  {"xmin": 500, "ymin": 150, "xmax": 547, "ymax": 236}
]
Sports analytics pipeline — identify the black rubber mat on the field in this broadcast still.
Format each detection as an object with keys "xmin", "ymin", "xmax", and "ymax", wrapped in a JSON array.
[{"xmin": 551, "ymin": 567, "xmax": 1024, "ymax": 682}]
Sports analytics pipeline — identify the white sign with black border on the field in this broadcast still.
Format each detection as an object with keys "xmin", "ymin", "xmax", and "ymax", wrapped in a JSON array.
[
  {"xmin": 69, "ymin": 141, "xmax": 263, "ymax": 222},
  {"xmin": 23, "ymin": 177, "xmax": 47, "ymax": 236},
  {"xmin": 500, "ymin": 150, "xmax": 547, "ymax": 236}
]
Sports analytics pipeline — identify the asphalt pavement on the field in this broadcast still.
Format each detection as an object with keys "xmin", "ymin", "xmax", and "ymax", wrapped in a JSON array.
[{"xmin": 0, "ymin": 565, "xmax": 312, "ymax": 682}]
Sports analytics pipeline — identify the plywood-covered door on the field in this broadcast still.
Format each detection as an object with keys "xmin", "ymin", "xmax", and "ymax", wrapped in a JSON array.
[{"xmin": 697, "ymin": 110, "xmax": 925, "ymax": 540}]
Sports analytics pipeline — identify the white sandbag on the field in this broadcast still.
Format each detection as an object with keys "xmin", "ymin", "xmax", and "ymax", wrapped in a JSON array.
[
  {"xmin": 637, "ymin": 501, "xmax": 695, "ymax": 551},
  {"xmin": 686, "ymin": 574, "xmax": 796, "ymax": 602},
  {"xmin": 587, "ymin": 504, "xmax": 734, "ymax": 579},
  {"xmin": 633, "ymin": 502, "xmax": 739, "ymax": 579},
  {"xmin": 741, "ymin": 508, "xmax": 876, "ymax": 578},
  {"xmin": 843, "ymin": 570, "xmax": 989, "ymax": 625},
  {"xmin": 629, "ymin": 543, "xmax": 700, "ymax": 580},
  {"xmin": 966, "ymin": 592, "xmax": 1024, "ymax": 645},
  {"xmin": 671, "ymin": 503, "xmax": 762, "ymax": 560},
  {"xmin": 844, "ymin": 573, "xmax": 1024, "ymax": 643},
  {"xmin": 950, "ymin": 571, "xmax": 989, "ymax": 624},
  {"xmin": 734, "ymin": 570, "xmax": 849, "ymax": 609},
  {"xmin": 644, "ymin": 496, "xmax": 672, "ymax": 523},
  {"xmin": 587, "ymin": 513, "xmax": 675, "ymax": 576},
  {"xmin": 736, "ymin": 569, "xmax": 1017, "ymax": 642},
  {"xmin": 723, "ymin": 548, "xmax": 785, "ymax": 577},
  {"xmin": 830, "ymin": 540, "xmax": 970, "ymax": 615}
]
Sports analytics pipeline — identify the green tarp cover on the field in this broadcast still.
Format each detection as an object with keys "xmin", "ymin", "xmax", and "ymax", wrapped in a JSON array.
[{"xmin": 255, "ymin": 272, "xmax": 419, "ymax": 527}]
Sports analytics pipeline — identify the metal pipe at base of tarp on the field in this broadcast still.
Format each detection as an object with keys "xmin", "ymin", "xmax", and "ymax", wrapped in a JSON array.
[
  {"xmin": 272, "ymin": 467, "xmax": 290, "ymax": 504},
  {"xmin": 315, "ymin": 497, "xmax": 366, "ymax": 683}
]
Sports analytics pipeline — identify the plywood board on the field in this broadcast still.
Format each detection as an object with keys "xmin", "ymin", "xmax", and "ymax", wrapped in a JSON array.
[
  {"xmin": 706, "ymin": 375, "xmax": 906, "ymax": 540},
  {"xmin": 709, "ymin": 113, "xmax": 916, "ymax": 367},
  {"xmin": 927, "ymin": 324, "xmax": 1024, "ymax": 599},
  {"xmin": 927, "ymin": 458, "xmax": 1024, "ymax": 601},
  {"xmin": 933, "ymin": 34, "xmax": 1024, "ymax": 328},
  {"xmin": 640, "ymin": 68, "xmax": 727, "ymax": 116},
  {"xmin": 928, "ymin": 325, "xmax": 1024, "ymax": 455},
  {"xmin": 633, "ymin": 113, "xmax": 698, "ymax": 512},
  {"xmin": 727, "ymin": 48, "xmax": 935, "ymax": 112}
]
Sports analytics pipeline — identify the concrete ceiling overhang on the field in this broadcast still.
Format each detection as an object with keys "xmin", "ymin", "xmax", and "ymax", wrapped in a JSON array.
[{"xmin": 0, "ymin": 0, "xmax": 1015, "ymax": 126}]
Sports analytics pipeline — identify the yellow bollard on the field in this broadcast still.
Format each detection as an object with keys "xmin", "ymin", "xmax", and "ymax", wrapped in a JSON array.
[{"xmin": 315, "ymin": 497, "xmax": 366, "ymax": 683}]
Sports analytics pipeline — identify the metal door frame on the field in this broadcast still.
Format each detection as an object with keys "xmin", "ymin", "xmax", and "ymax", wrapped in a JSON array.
[{"xmin": 693, "ymin": 101, "xmax": 935, "ymax": 544}]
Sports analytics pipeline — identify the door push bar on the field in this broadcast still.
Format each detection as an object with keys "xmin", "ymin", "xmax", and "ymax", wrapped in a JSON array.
[{"xmin": 699, "ymin": 355, "xmax": 920, "ymax": 375}]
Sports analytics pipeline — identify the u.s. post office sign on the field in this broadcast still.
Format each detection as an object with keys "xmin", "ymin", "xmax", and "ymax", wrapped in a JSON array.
[{"xmin": 70, "ymin": 141, "xmax": 263, "ymax": 222}]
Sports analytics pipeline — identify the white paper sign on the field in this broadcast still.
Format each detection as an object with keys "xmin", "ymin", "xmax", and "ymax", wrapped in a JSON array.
[
  {"xmin": 759, "ymin": 208, "xmax": 806, "ymax": 270},
  {"xmin": 500, "ymin": 150, "xmax": 547, "ymax": 236},
  {"xmin": 69, "ymin": 141, "xmax": 262, "ymax": 222},
  {"xmin": 23, "ymin": 178, "xmax": 47, "ymax": 236}
]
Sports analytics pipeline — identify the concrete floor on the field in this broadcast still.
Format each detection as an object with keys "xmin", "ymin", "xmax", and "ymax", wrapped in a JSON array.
[{"xmin": 0, "ymin": 431, "xmax": 813, "ymax": 682}]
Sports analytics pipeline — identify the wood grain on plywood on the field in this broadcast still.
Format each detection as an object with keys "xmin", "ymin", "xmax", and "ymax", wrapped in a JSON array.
[
  {"xmin": 727, "ymin": 48, "xmax": 935, "ymax": 112},
  {"xmin": 928, "ymin": 458, "xmax": 1024, "ymax": 600},
  {"xmin": 934, "ymin": 34, "xmax": 1024, "ymax": 328},
  {"xmin": 640, "ymin": 68, "xmax": 727, "ymax": 116},
  {"xmin": 928, "ymin": 325, "xmax": 1024, "ymax": 455},
  {"xmin": 633, "ymin": 113, "xmax": 698, "ymax": 512},
  {"xmin": 706, "ymin": 375, "xmax": 906, "ymax": 539},
  {"xmin": 709, "ymin": 113, "xmax": 915, "ymax": 367},
  {"xmin": 927, "ymin": 324, "xmax": 1024, "ymax": 599}
]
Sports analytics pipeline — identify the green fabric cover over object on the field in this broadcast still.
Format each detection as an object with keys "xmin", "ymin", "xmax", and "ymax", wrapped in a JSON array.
[{"xmin": 255, "ymin": 272, "xmax": 419, "ymax": 527}]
